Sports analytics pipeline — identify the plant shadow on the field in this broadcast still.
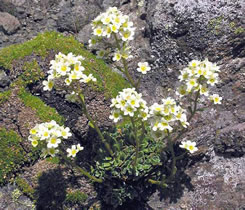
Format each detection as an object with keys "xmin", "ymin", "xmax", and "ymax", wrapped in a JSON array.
[{"xmin": 35, "ymin": 168, "xmax": 67, "ymax": 210}]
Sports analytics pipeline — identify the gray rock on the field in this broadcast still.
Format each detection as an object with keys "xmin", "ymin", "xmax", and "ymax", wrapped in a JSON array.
[
  {"xmin": 0, "ymin": 12, "xmax": 21, "ymax": 35},
  {"xmin": 147, "ymin": 0, "xmax": 245, "ymax": 70},
  {"xmin": 0, "ymin": 184, "xmax": 33, "ymax": 210},
  {"xmin": 0, "ymin": 70, "xmax": 10, "ymax": 88},
  {"xmin": 76, "ymin": 23, "xmax": 93, "ymax": 44},
  {"xmin": 215, "ymin": 122, "xmax": 245, "ymax": 156},
  {"xmin": 56, "ymin": 0, "xmax": 102, "ymax": 32}
]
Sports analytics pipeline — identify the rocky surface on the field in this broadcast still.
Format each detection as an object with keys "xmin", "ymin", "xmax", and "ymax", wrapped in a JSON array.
[
  {"xmin": 0, "ymin": 0, "xmax": 244, "ymax": 209},
  {"xmin": 0, "ymin": 184, "xmax": 34, "ymax": 210}
]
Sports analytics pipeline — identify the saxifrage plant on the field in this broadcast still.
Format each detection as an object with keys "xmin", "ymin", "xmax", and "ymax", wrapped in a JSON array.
[{"xmin": 28, "ymin": 7, "xmax": 222, "ymax": 208}]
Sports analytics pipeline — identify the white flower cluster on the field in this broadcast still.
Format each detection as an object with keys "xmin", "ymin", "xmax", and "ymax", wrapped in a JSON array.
[
  {"xmin": 89, "ymin": 7, "xmax": 135, "ymax": 60},
  {"xmin": 67, "ymin": 144, "xmax": 84, "ymax": 158},
  {"xmin": 149, "ymin": 97, "xmax": 188, "ymax": 140},
  {"xmin": 109, "ymin": 88, "xmax": 149, "ymax": 123},
  {"xmin": 177, "ymin": 59, "xmax": 222, "ymax": 104},
  {"xmin": 43, "ymin": 52, "xmax": 97, "ymax": 91},
  {"xmin": 91, "ymin": 7, "xmax": 135, "ymax": 42},
  {"xmin": 28, "ymin": 120, "xmax": 72, "ymax": 157},
  {"xmin": 179, "ymin": 140, "xmax": 198, "ymax": 154}
]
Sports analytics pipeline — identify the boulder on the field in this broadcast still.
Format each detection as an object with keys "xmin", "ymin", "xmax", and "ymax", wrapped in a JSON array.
[{"xmin": 0, "ymin": 12, "xmax": 20, "ymax": 35}]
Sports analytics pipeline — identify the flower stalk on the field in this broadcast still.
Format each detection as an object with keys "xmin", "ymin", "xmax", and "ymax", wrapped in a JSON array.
[{"xmin": 78, "ymin": 92, "xmax": 114, "ymax": 157}]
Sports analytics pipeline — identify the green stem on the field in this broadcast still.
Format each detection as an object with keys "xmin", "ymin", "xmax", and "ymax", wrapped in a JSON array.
[
  {"xmin": 188, "ymin": 90, "xmax": 200, "ymax": 122},
  {"xmin": 167, "ymin": 133, "xmax": 177, "ymax": 181},
  {"xmin": 78, "ymin": 93, "xmax": 114, "ymax": 157},
  {"xmin": 131, "ymin": 117, "xmax": 140, "ymax": 172},
  {"xmin": 113, "ymin": 33, "xmax": 137, "ymax": 89},
  {"xmin": 148, "ymin": 178, "xmax": 168, "ymax": 188},
  {"xmin": 60, "ymin": 152, "xmax": 103, "ymax": 183}
]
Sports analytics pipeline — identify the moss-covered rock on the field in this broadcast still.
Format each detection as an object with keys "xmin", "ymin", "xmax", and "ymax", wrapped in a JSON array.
[
  {"xmin": 0, "ymin": 31, "xmax": 129, "ymax": 98},
  {"xmin": 15, "ymin": 177, "xmax": 35, "ymax": 199}
]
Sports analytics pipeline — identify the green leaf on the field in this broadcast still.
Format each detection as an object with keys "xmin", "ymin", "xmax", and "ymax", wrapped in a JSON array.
[{"xmin": 88, "ymin": 121, "xmax": 95, "ymax": 128}]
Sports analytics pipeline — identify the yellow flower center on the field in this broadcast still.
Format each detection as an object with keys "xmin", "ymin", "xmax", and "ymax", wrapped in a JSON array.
[
  {"xmin": 50, "ymin": 138, "xmax": 57, "ymax": 144},
  {"xmin": 74, "ymin": 64, "xmax": 79, "ymax": 71},
  {"xmin": 112, "ymin": 25, "xmax": 117, "ymax": 32},
  {"xmin": 71, "ymin": 149, "xmax": 77, "ymax": 155},
  {"xmin": 30, "ymin": 129, "xmax": 37, "ymax": 135},
  {"xmin": 141, "ymin": 66, "xmax": 146, "ymax": 72},
  {"xmin": 61, "ymin": 131, "xmax": 67, "ymax": 137},
  {"xmin": 44, "ymin": 132, "xmax": 49, "ymax": 137},
  {"xmin": 61, "ymin": 65, "xmax": 67, "ymax": 72}
]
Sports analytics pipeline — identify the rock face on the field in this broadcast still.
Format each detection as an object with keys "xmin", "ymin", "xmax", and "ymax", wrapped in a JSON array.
[{"xmin": 0, "ymin": 0, "xmax": 244, "ymax": 209}]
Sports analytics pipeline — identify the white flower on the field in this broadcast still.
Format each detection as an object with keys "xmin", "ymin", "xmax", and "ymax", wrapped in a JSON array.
[
  {"xmin": 58, "ymin": 63, "xmax": 70, "ymax": 76},
  {"xmin": 199, "ymin": 84, "xmax": 209, "ymax": 96},
  {"xmin": 110, "ymin": 24, "xmax": 120, "ymax": 33},
  {"xmin": 210, "ymin": 94, "xmax": 222, "ymax": 104},
  {"xmin": 178, "ymin": 69, "xmax": 189, "ymax": 81},
  {"xmin": 47, "ymin": 136, "xmax": 61, "ymax": 148},
  {"xmin": 67, "ymin": 145, "xmax": 79, "ymax": 158},
  {"xmin": 65, "ymin": 78, "xmax": 72, "ymax": 85},
  {"xmin": 189, "ymin": 60, "xmax": 200, "ymax": 68},
  {"xmin": 112, "ymin": 52, "xmax": 122, "ymax": 61},
  {"xmin": 120, "ymin": 29, "xmax": 135, "ymax": 42},
  {"xmin": 80, "ymin": 74, "xmax": 97, "ymax": 83},
  {"xmin": 109, "ymin": 110, "xmax": 122, "ymax": 123},
  {"xmin": 40, "ymin": 128, "xmax": 50, "ymax": 140},
  {"xmin": 137, "ymin": 62, "xmax": 151, "ymax": 74},
  {"xmin": 88, "ymin": 36, "xmax": 97, "ymax": 47},
  {"xmin": 94, "ymin": 27, "xmax": 103, "ymax": 36},
  {"xmin": 101, "ymin": 14, "xmax": 112, "ymax": 25},
  {"xmin": 76, "ymin": 144, "xmax": 84, "ymax": 152},
  {"xmin": 43, "ymin": 79, "xmax": 54, "ymax": 91},
  {"xmin": 60, "ymin": 127, "xmax": 72, "ymax": 139},
  {"xmin": 30, "ymin": 138, "xmax": 38, "ymax": 147},
  {"xmin": 180, "ymin": 140, "xmax": 198, "ymax": 154}
]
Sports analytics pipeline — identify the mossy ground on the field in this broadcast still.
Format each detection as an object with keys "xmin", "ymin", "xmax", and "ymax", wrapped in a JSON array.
[
  {"xmin": 18, "ymin": 87, "xmax": 65, "ymax": 125},
  {"xmin": 0, "ymin": 129, "xmax": 27, "ymax": 185}
]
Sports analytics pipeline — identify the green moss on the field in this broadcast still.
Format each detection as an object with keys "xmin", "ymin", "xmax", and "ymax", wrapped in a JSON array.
[
  {"xmin": 0, "ymin": 128, "xmax": 27, "ymax": 185},
  {"xmin": 15, "ymin": 177, "xmax": 35, "ymax": 199},
  {"xmin": 21, "ymin": 60, "xmax": 45, "ymax": 86},
  {"xmin": 0, "ymin": 89, "xmax": 11, "ymax": 104},
  {"xmin": 18, "ymin": 88, "xmax": 65, "ymax": 125},
  {"xmin": 0, "ymin": 31, "xmax": 130, "ymax": 98},
  {"xmin": 46, "ymin": 156, "xmax": 60, "ymax": 164},
  {"xmin": 229, "ymin": 22, "xmax": 236, "ymax": 29},
  {"xmin": 234, "ymin": 26, "xmax": 245, "ymax": 35},
  {"xmin": 65, "ymin": 190, "xmax": 88, "ymax": 205}
]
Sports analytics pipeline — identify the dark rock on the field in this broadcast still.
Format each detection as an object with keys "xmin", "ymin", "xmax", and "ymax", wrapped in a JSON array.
[
  {"xmin": 0, "ymin": 12, "xmax": 21, "ymax": 35},
  {"xmin": 215, "ymin": 122, "xmax": 245, "ymax": 156},
  {"xmin": 0, "ymin": 70, "xmax": 10, "ymax": 88}
]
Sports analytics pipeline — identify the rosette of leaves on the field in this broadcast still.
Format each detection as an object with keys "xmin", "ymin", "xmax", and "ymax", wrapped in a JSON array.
[{"xmin": 91, "ymin": 124, "xmax": 165, "ymax": 208}]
